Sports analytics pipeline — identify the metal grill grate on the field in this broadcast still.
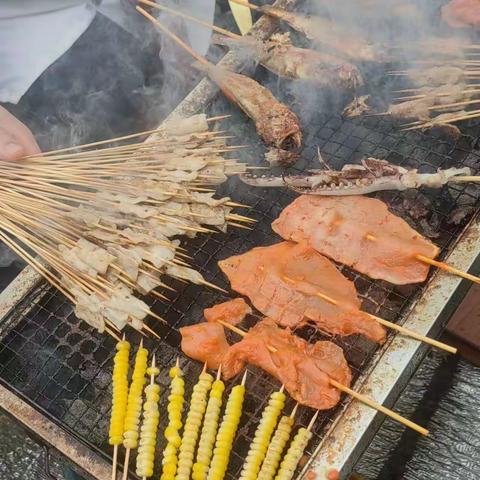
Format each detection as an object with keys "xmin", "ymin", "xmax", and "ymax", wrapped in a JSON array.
[{"xmin": 1, "ymin": 20, "xmax": 480, "ymax": 479}]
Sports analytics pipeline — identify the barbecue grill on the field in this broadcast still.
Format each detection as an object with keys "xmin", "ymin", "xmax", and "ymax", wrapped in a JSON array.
[{"xmin": 0, "ymin": 0, "xmax": 479, "ymax": 478}]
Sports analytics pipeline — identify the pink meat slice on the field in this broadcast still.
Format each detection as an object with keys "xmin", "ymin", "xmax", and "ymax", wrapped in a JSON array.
[{"xmin": 272, "ymin": 195, "xmax": 439, "ymax": 285}]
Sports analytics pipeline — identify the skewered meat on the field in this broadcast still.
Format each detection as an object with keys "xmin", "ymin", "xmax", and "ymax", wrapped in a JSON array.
[
  {"xmin": 241, "ymin": 158, "xmax": 470, "ymax": 195},
  {"xmin": 385, "ymin": 83, "xmax": 470, "ymax": 122},
  {"xmin": 219, "ymin": 242, "xmax": 386, "ymax": 343},
  {"xmin": 387, "ymin": 99, "xmax": 432, "ymax": 122},
  {"xmin": 223, "ymin": 318, "xmax": 352, "ymax": 410},
  {"xmin": 195, "ymin": 63, "xmax": 302, "ymax": 150},
  {"xmin": 59, "ymin": 239, "xmax": 116, "ymax": 277},
  {"xmin": 272, "ymin": 195, "xmax": 440, "ymax": 284},
  {"xmin": 211, "ymin": 33, "xmax": 363, "ymax": 90},
  {"xmin": 407, "ymin": 66, "xmax": 465, "ymax": 86},
  {"xmin": 204, "ymin": 298, "xmax": 252, "ymax": 326},
  {"xmin": 442, "ymin": 0, "xmax": 480, "ymax": 28},
  {"xmin": 162, "ymin": 113, "xmax": 210, "ymax": 137},
  {"xmin": 180, "ymin": 322, "xmax": 230, "ymax": 369},
  {"xmin": 181, "ymin": 318, "xmax": 352, "ymax": 410},
  {"xmin": 107, "ymin": 246, "xmax": 142, "ymax": 281},
  {"xmin": 258, "ymin": 6, "xmax": 381, "ymax": 62}
]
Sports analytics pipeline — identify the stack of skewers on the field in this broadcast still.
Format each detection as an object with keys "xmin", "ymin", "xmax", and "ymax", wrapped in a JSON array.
[
  {"xmin": 107, "ymin": 336, "xmax": 426, "ymax": 480},
  {"xmin": 0, "ymin": 114, "xmax": 256, "ymax": 339}
]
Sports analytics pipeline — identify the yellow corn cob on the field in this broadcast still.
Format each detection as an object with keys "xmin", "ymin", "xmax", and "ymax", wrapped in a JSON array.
[
  {"xmin": 136, "ymin": 359, "xmax": 161, "ymax": 478},
  {"xmin": 123, "ymin": 344, "xmax": 149, "ymax": 450},
  {"xmin": 192, "ymin": 372, "xmax": 225, "ymax": 480},
  {"xmin": 257, "ymin": 415, "xmax": 294, "ymax": 480},
  {"xmin": 207, "ymin": 373, "xmax": 246, "ymax": 480},
  {"xmin": 160, "ymin": 362, "xmax": 185, "ymax": 480},
  {"xmin": 274, "ymin": 427, "xmax": 312, "ymax": 480},
  {"xmin": 109, "ymin": 339, "xmax": 130, "ymax": 446},
  {"xmin": 239, "ymin": 390, "xmax": 286, "ymax": 480},
  {"xmin": 175, "ymin": 368, "xmax": 214, "ymax": 480}
]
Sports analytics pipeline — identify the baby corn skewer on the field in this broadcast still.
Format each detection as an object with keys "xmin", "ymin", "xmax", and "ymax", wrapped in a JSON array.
[
  {"xmin": 175, "ymin": 363, "xmax": 214, "ymax": 479},
  {"xmin": 239, "ymin": 386, "xmax": 286, "ymax": 480},
  {"xmin": 192, "ymin": 367, "xmax": 225, "ymax": 480},
  {"xmin": 258, "ymin": 404, "xmax": 298, "ymax": 480},
  {"xmin": 122, "ymin": 340, "xmax": 149, "ymax": 480},
  {"xmin": 108, "ymin": 337, "xmax": 131, "ymax": 480},
  {"xmin": 274, "ymin": 410, "xmax": 319, "ymax": 480},
  {"xmin": 136, "ymin": 355, "xmax": 161, "ymax": 479},
  {"xmin": 207, "ymin": 370, "xmax": 247, "ymax": 480},
  {"xmin": 161, "ymin": 359, "xmax": 185, "ymax": 480}
]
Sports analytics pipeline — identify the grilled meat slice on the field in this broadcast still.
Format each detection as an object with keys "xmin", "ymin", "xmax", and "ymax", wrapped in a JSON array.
[
  {"xmin": 218, "ymin": 241, "xmax": 386, "ymax": 343},
  {"xmin": 272, "ymin": 195, "xmax": 440, "ymax": 285},
  {"xmin": 204, "ymin": 298, "xmax": 252, "ymax": 326},
  {"xmin": 180, "ymin": 322, "xmax": 230, "ymax": 369},
  {"xmin": 222, "ymin": 318, "xmax": 352, "ymax": 410}
]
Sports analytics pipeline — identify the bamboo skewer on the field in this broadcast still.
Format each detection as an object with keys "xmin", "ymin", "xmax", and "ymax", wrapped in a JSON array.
[
  {"xmin": 218, "ymin": 321, "xmax": 429, "ymax": 436},
  {"xmin": 136, "ymin": 7, "xmax": 211, "ymax": 67},
  {"xmin": 139, "ymin": 0, "xmax": 241, "ymax": 40},
  {"xmin": 281, "ymin": 275, "xmax": 456, "ymax": 354},
  {"xmin": 365, "ymin": 234, "xmax": 480, "ymax": 285}
]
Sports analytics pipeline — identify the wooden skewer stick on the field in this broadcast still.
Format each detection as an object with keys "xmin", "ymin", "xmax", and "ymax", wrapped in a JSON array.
[
  {"xmin": 218, "ymin": 321, "xmax": 429, "ymax": 436},
  {"xmin": 365, "ymin": 234, "xmax": 480, "ymax": 285},
  {"xmin": 229, "ymin": 0, "xmax": 261, "ymax": 11},
  {"xmin": 136, "ymin": 6, "xmax": 211, "ymax": 67},
  {"xmin": 282, "ymin": 275, "xmax": 456, "ymax": 354},
  {"xmin": 428, "ymin": 99, "xmax": 480, "ymax": 111},
  {"xmin": 328, "ymin": 379, "xmax": 428, "ymax": 435},
  {"xmin": 139, "ymin": 0, "xmax": 241, "ymax": 39},
  {"xmin": 112, "ymin": 444, "xmax": 119, "ymax": 480}
]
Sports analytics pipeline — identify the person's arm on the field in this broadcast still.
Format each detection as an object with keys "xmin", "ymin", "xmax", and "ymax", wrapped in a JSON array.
[{"xmin": 0, "ymin": 106, "xmax": 40, "ymax": 160}]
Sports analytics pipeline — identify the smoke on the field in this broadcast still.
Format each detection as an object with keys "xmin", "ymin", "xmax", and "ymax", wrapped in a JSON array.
[{"xmin": 259, "ymin": 0, "xmax": 478, "ymax": 124}]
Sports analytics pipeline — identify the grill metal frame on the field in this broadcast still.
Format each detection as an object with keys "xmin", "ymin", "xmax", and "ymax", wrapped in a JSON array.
[{"xmin": 0, "ymin": 0, "xmax": 479, "ymax": 478}]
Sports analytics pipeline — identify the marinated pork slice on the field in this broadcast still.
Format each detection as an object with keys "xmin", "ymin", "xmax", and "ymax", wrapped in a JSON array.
[
  {"xmin": 222, "ymin": 318, "xmax": 352, "ymax": 410},
  {"xmin": 272, "ymin": 195, "xmax": 440, "ymax": 284},
  {"xmin": 180, "ymin": 322, "xmax": 230, "ymax": 369},
  {"xmin": 204, "ymin": 298, "xmax": 252, "ymax": 326},
  {"xmin": 219, "ymin": 242, "xmax": 386, "ymax": 343}
]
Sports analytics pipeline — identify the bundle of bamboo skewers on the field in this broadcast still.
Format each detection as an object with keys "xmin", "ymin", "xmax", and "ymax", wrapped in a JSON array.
[{"xmin": 0, "ymin": 114, "xmax": 254, "ymax": 339}]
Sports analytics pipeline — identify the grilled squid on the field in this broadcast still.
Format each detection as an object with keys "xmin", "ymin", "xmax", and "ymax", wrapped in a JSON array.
[
  {"xmin": 258, "ymin": 415, "xmax": 295, "ymax": 480},
  {"xmin": 274, "ymin": 427, "xmax": 312, "ymax": 480},
  {"xmin": 108, "ymin": 339, "xmax": 131, "ymax": 446},
  {"xmin": 240, "ymin": 389, "xmax": 286, "ymax": 480},
  {"xmin": 136, "ymin": 364, "xmax": 161, "ymax": 478},
  {"xmin": 207, "ymin": 382, "xmax": 246, "ymax": 480},
  {"xmin": 123, "ymin": 345, "xmax": 148, "ymax": 449},
  {"xmin": 176, "ymin": 370, "xmax": 214, "ymax": 479},
  {"xmin": 160, "ymin": 364, "xmax": 185, "ymax": 480},
  {"xmin": 192, "ymin": 375, "xmax": 225, "ymax": 480}
]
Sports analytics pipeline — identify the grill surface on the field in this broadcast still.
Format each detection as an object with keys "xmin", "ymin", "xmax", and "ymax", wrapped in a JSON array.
[{"xmin": 1, "ymin": 3, "xmax": 480, "ymax": 478}]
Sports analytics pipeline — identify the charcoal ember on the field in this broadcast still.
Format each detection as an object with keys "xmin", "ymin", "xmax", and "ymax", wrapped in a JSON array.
[
  {"xmin": 399, "ymin": 191, "xmax": 432, "ymax": 220},
  {"xmin": 419, "ymin": 215, "xmax": 441, "ymax": 239},
  {"xmin": 447, "ymin": 206, "xmax": 476, "ymax": 226}
]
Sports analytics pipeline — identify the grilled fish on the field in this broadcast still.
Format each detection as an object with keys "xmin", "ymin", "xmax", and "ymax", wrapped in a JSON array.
[{"xmin": 196, "ymin": 63, "xmax": 302, "ymax": 150}]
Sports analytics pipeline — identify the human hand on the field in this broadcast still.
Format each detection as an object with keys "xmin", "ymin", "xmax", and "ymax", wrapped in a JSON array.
[{"xmin": 0, "ymin": 106, "xmax": 40, "ymax": 160}]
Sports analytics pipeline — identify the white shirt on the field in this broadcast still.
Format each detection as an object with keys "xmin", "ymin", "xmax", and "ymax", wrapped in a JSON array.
[
  {"xmin": 0, "ymin": 1, "xmax": 96, "ymax": 103},
  {"xmin": 0, "ymin": 0, "xmax": 216, "ymax": 104}
]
